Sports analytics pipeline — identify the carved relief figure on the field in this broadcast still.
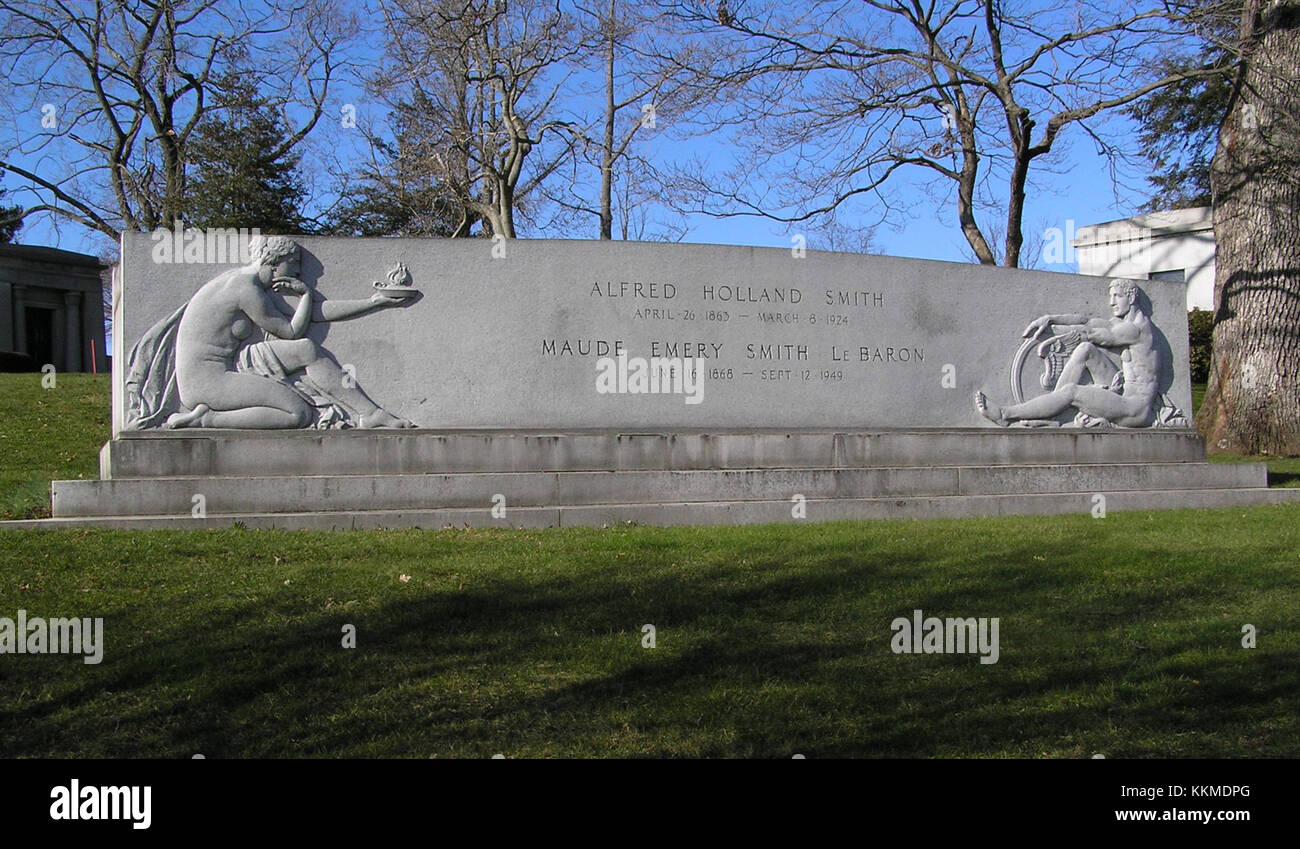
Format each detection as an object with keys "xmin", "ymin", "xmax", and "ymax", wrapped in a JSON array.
[
  {"xmin": 975, "ymin": 278, "xmax": 1188, "ymax": 428},
  {"xmin": 125, "ymin": 236, "xmax": 416, "ymax": 429}
]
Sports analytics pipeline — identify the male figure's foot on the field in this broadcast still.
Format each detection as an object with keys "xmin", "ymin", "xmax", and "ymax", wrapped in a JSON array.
[
  {"xmin": 974, "ymin": 392, "xmax": 1008, "ymax": 426},
  {"xmin": 358, "ymin": 408, "xmax": 415, "ymax": 428},
  {"xmin": 164, "ymin": 404, "xmax": 210, "ymax": 429}
]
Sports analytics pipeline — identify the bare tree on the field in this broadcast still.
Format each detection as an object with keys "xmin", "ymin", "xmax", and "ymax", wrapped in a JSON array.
[
  {"xmin": 548, "ymin": 0, "xmax": 689, "ymax": 239},
  {"xmin": 655, "ymin": 0, "xmax": 1229, "ymax": 266},
  {"xmin": 609, "ymin": 160, "xmax": 687, "ymax": 241},
  {"xmin": 1198, "ymin": 0, "xmax": 1300, "ymax": 453},
  {"xmin": 0, "ymin": 0, "xmax": 355, "ymax": 240},
  {"xmin": 371, "ymin": 0, "xmax": 588, "ymax": 238}
]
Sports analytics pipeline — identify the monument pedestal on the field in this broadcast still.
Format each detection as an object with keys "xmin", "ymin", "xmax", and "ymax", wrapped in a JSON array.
[
  {"xmin": 3, "ymin": 236, "xmax": 1292, "ymax": 532},
  {"xmin": 3, "ymin": 428, "xmax": 1293, "ymax": 530}
]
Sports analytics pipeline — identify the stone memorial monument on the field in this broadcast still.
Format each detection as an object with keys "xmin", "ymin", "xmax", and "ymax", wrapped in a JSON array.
[{"xmin": 5, "ymin": 232, "xmax": 1297, "ymax": 530}]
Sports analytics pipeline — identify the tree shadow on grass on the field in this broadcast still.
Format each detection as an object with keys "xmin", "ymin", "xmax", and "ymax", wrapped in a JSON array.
[
  {"xmin": 1, "ymin": 523, "xmax": 1295, "ymax": 758},
  {"xmin": 1267, "ymin": 470, "xmax": 1300, "ymax": 487}
]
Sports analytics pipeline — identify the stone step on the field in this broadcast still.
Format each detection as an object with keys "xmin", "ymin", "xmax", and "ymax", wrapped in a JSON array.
[
  {"xmin": 50, "ymin": 462, "xmax": 1265, "ymax": 518},
  {"xmin": 100, "ymin": 427, "xmax": 1208, "ymax": 478},
  {"xmin": 7, "ymin": 486, "xmax": 1300, "ymax": 531}
]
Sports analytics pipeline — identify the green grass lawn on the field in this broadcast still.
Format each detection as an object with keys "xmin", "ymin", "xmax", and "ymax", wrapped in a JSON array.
[
  {"xmin": 0, "ymin": 373, "xmax": 110, "ymax": 519},
  {"xmin": 2, "ymin": 513, "xmax": 1298, "ymax": 758},
  {"xmin": 1, "ymin": 374, "xmax": 1298, "ymax": 758}
]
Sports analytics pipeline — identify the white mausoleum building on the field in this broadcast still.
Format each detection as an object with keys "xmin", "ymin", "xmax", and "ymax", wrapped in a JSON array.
[{"xmin": 1072, "ymin": 207, "xmax": 1215, "ymax": 311}]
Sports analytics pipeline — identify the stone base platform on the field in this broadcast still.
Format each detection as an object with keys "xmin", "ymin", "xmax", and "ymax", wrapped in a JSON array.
[
  {"xmin": 5, "ymin": 429, "xmax": 1297, "ymax": 530},
  {"xmin": 98, "ymin": 427, "xmax": 1211, "ymax": 477}
]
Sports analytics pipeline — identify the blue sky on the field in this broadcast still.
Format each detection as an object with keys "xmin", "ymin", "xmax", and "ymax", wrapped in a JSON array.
[
  {"xmin": 673, "ymin": 136, "xmax": 1145, "ymax": 270},
  {"xmin": 11, "ymin": 124, "xmax": 1141, "ymax": 270},
  {"xmin": 4, "ymin": 0, "xmax": 1165, "ymax": 274}
]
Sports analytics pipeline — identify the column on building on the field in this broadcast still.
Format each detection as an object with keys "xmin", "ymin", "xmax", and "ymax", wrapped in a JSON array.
[
  {"xmin": 80, "ymin": 285, "xmax": 101, "ymax": 371},
  {"xmin": 64, "ymin": 290, "xmax": 81, "ymax": 373},
  {"xmin": 12, "ymin": 284, "xmax": 26, "ymax": 353},
  {"xmin": 0, "ymin": 279, "xmax": 12, "ymax": 351}
]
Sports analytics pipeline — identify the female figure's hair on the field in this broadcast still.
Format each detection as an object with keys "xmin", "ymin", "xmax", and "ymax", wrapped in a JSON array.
[{"xmin": 248, "ymin": 235, "xmax": 299, "ymax": 267}]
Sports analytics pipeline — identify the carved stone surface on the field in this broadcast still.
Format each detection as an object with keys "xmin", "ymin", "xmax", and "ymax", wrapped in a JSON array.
[
  {"xmin": 975, "ymin": 279, "xmax": 1190, "ymax": 429},
  {"xmin": 123, "ymin": 236, "xmax": 417, "ymax": 430},
  {"xmin": 112, "ymin": 234, "xmax": 1193, "ymax": 434}
]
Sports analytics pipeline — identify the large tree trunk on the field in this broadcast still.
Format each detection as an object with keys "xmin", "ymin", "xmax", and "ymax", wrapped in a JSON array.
[{"xmin": 1199, "ymin": 0, "xmax": 1300, "ymax": 454}]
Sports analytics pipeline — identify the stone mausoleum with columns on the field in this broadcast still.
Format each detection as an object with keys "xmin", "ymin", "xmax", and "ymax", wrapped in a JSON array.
[{"xmin": 0, "ymin": 244, "xmax": 108, "ymax": 373}]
